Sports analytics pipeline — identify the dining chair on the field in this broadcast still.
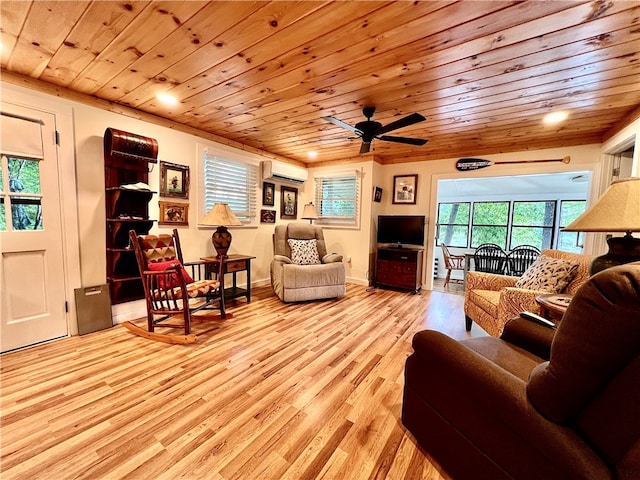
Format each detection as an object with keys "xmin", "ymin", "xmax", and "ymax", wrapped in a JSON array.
[
  {"xmin": 507, "ymin": 244, "xmax": 541, "ymax": 276},
  {"xmin": 473, "ymin": 243, "xmax": 508, "ymax": 274},
  {"xmin": 440, "ymin": 243, "xmax": 465, "ymax": 287}
]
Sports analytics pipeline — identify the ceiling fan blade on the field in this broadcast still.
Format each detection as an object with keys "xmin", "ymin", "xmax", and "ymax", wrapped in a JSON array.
[
  {"xmin": 378, "ymin": 135, "xmax": 428, "ymax": 146},
  {"xmin": 308, "ymin": 136, "xmax": 357, "ymax": 143},
  {"xmin": 359, "ymin": 142, "xmax": 372, "ymax": 154},
  {"xmin": 321, "ymin": 116, "xmax": 361, "ymax": 134},
  {"xmin": 377, "ymin": 112, "xmax": 426, "ymax": 134}
]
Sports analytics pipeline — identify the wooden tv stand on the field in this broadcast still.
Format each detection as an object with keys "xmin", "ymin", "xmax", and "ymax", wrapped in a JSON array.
[{"xmin": 375, "ymin": 247, "xmax": 424, "ymax": 293}]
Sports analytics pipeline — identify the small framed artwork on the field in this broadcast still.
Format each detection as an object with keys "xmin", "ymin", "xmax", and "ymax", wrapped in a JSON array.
[
  {"xmin": 392, "ymin": 174, "xmax": 418, "ymax": 205},
  {"xmin": 159, "ymin": 201, "xmax": 189, "ymax": 226},
  {"xmin": 263, "ymin": 181, "xmax": 275, "ymax": 206},
  {"xmin": 160, "ymin": 161, "xmax": 189, "ymax": 199},
  {"xmin": 280, "ymin": 185, "xmax": 298, "ymax": 219},
  {"xmin": 260, "ymin": 209, "xmax": 276, "ymax": 223},
  {"xmin": 373, "ymin": 186, "xmax": 383, "ymax": 203}
]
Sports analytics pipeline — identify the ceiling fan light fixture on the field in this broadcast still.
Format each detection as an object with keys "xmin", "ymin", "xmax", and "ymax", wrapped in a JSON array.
[{"xmin": 307, "ymin": 150, "xmax": 318, "ymax": 159}]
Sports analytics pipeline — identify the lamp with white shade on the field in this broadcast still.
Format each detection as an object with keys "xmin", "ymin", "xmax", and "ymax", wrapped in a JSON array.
[
  {"xmin": 301, "ymin": 202, "xmax": 318, "ymax": 224},
  {"xmin": 201, "ymin": 203, "xmax": 242, "ymax": 258},
  {"xmin": 563, "ymin": 177, "xmax": 640, "ymax": 274}
]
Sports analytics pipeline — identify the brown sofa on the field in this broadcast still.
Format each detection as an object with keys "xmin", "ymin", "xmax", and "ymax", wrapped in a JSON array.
[
  {"xmin": 464, "ymin": 249, "xmax": 593, "ymax": 336},
  {"xmin": 402, "ymin": 263, "xmax": 640, "ymax": 480}
]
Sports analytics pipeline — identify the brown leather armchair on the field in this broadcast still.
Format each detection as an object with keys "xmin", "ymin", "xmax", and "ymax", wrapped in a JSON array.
[{"xmin": 402, "ymin": 263, "xmax": 640, "ymax": 480}]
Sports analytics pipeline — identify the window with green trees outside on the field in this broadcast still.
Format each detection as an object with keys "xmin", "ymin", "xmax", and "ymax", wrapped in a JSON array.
[{"xmin": 437, "ymin": 199, "xmax": 586, "ymax": 253}]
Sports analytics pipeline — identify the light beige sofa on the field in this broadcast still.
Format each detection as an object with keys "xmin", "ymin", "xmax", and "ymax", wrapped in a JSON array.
[
  {"xmin": 270, "ymin": 223, "xmax": 346, "ymax": 302},
  {"xmin": 464, "ymin": 249, "xmax": 593, "ymax": 337}
]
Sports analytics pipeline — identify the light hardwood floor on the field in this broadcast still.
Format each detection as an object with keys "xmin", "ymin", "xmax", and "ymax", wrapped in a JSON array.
[{"xmin": 1, "ymin": 284, "xmax": 484, "ymax": 480}]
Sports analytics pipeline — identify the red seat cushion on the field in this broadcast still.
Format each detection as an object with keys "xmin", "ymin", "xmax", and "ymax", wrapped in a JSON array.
[{"xmin": 147, "ymin": 260, "xmax": 194, "ymax": 289}]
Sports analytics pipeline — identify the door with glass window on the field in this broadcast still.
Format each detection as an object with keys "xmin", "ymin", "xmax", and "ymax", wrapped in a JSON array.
[{"xmin": 1, "ymin": 105, "xmax": 67, "ymax": 352}]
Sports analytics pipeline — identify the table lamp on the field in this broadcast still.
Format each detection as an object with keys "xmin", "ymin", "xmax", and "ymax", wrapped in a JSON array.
[
  {"xmin": 201, "ymin": 203, "xmax": 242, "ymax": 258},
  {"xmin": 301, "ymin": 202, "xmax": 318, "ymax": 224},
  {"xmin": 563, "ymin": 177, "xmax": 640, "ymax": 274}
]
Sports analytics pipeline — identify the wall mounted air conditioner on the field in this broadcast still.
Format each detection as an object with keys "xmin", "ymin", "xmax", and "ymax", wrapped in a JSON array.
[{"xmin": 262, "ymin": 160, "xmax": 308, "ymax": 184}]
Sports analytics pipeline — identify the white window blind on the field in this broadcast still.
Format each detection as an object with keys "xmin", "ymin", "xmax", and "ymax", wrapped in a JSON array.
[
  {"xmin": 202, "ymin": 151, "xmax": 258, "ymax": 223},
  {"xmin": 1, "ymin": 112, "xmax": 45, "ymax": 232},
  {"xmin": 0, "ymin": 112, "xmax": 44, "ymax": 159},
  {"xmin": 314, "ymin": 172, "xmax": 360, "ymax": 226}
]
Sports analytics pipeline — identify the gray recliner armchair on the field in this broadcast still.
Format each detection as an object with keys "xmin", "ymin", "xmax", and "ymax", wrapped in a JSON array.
[{"xmin": 271, "ymin": 223, "xmax": 346, "ymax": 302}]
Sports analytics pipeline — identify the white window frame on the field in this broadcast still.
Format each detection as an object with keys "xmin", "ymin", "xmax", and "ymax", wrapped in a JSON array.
[
  {"xmin": 313, "ymin": 168, "xmax": 362, "ymax": 229},
  {"xmin": 197, "ymin": 143, "xmax": 259, "ymax": 227}
]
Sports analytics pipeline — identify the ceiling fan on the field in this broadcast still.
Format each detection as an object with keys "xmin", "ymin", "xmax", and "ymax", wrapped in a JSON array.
[{"xmin": 321, "ymin": 106, "xmax": 428, "ymax": 154}]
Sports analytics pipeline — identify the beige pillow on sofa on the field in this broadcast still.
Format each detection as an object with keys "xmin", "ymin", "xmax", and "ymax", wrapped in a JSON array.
[{"xmin": 514, "ymin": 255, "xmax": 579, "ymax": 293}]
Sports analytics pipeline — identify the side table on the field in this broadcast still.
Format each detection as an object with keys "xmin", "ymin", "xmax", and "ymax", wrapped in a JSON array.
[
  {"xmin": 201, "ymin": 254, "xmax": 255, "ymax": 302},
  {"xmin": 535, "ymin": 293, "xmax": 572, "ymax": 322}
]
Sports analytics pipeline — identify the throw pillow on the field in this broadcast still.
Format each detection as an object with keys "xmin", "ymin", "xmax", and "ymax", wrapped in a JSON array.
[
  {"xmin": 288, "ymin": 238, "xmax": 321, "ymax": 265},
  {"xmin": 514, "ymin": 256, "xmax": 578, "ymax": 293},
  {"xmin": 322, "ymin": 253, "xmax": 343, "ymax": 264},
  {"xmin": 147, "ymin": 260, "xmax": 194, "ymax": 289}
]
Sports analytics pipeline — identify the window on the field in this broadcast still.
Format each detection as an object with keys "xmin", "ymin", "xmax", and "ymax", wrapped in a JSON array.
[
  {"xmin": 1, "ymin": 113, "xmax": 45, "ymax": 232},
  {"xmin": 471, "ymin": 202, "xmax": 509, "ymax": 248},
  {"xmin": 201, "ymin": 150, "xmax": 258, "ymax": 223},
  {"xmin": 557, "ymin": 200, "xmax": 586, "ymax": 253},
  {"xmin": 314, "ymin": 171, "xmax": 361, "ymax": 226},
  {"xmin": 436, "ymin": 199, "xmax": 587, "ymax": 251},
  {"xmin": 437, "ymin": 202, "xmax": 470, "ymax": 247},
  {"xmin": 0, "ymin": 155, "xmax": 44, "ymax": 231},
  {"xmin": 510, "ymin": 201, "xmax": 555, "ymax": 250}
]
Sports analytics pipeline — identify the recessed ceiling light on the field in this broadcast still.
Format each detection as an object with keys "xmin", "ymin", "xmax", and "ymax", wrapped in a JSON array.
[
  {"xmin": 307, "ymin": 151, "xmax": 318, "ymax": 159},
  {"xmin": 543, "ymin": 111, "xmax": 568, "ymax": 124},
  {"xmin": 156, "ymin": 93, "xmax": 178, "ymax": 105}
]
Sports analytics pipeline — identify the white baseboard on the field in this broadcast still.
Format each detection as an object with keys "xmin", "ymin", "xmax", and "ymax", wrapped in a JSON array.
[{"xmin": 111, "ymin": 299, "xmax": 146, "ymax": 325}]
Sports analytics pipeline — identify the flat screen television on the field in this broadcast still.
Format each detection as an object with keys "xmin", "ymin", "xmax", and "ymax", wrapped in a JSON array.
[{"xmin": 377, "ymin": 215, "xmax": 426, "ymax": 248}]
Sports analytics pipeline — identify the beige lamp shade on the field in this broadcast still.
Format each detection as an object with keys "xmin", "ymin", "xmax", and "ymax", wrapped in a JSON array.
[
  {"xmin": 563, "ymin": 177, "xmax": 640, "ymax": 233},
  {"xmin": 201, "ymin": 203, "xmax": 242, "ymax": 258},
  {"xmin": 301, "ymin": 203, "xmax": 318, "ymax": 221},
  {"xmin": 563, "ymin": 177, "xmax": 640, "ymax": 274},
  {"xmin": 201, "ymin": 203, "xmax": 243, "ymax": 227}
]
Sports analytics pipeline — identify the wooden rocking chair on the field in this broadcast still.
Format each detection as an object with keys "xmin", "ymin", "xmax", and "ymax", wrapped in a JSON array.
[{"xmin": 125, "ymin": 229, "xmax": 228, "ymax": 344}]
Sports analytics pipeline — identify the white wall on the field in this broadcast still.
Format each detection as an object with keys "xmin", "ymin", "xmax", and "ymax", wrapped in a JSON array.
[
  {"xmin": 2, "ymin": 80, "xmax": 376, "ymax": 324},
  {"xmin": 375, "ymin": 144, "xmax": 604, "ymax": 289},
  {"xmin": 4, "ymin": 78, "xmax": 636, "ymax": 330},
  {"xmin": 73, "ymin": 102, "xmax": 320, "ymax": 321},
  {"xmin": 305, "ymin": 161, "xmax": 374, "ymax": 285}
]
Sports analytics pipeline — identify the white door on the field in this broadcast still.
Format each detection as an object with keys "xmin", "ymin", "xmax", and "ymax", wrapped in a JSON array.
[{"xmin": 1, "ymin": 105, "xmax": 68, "ymax": 352}]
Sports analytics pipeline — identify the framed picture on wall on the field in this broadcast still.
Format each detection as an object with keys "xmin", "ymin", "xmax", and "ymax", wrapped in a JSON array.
[
  {"xmin": 260, "ymin": 209, "xmax": 276, "ymax": 223},
  {"xmin": 392, "ymin": 174, "xmax": 418, "ymax": 205},
  {"xmin": 159, "ymin": 201, "xmax": 189, "ymax": 226},
  {"xmin": 160, "ymin": 161, "xmax": 189, "ymax": 199},
  {"xmin": 280, "ymin": 185, "xmax": 298, "ymax": 219},
  {"xmin": 373, "ymin": 186, "xmax": 383, "ymax": 202},
  {"xmin": 263, "ymin": 181, "xmax": 275, "ymax": 206}
]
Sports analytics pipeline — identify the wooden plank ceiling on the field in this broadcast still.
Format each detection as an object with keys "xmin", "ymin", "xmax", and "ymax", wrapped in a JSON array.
[{"xmin": 1, "ymin": 1, "xmax": 639, "ymax": 165}]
